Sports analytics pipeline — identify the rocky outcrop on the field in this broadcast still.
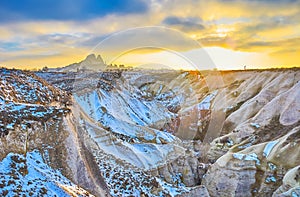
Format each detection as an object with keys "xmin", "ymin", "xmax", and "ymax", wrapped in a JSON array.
[
  {"xmin": 273, "ymin": 165, "xmax": 300, "ymax": 196},
  {"xmin": 61, "ymin": 68, "xmax": 300, "ymax": 196},
  {"xmin": 1, "ymin": 67, "xmax": 299, "ymax": 196},
  {"xmin": 203, "ymin": 126, "xmax": 300, "ymax": 197},
  {"xmin": 177, "ymin": 185, "xmax": 210, "ymax": 197},
  {"xmin": 55, "ymin": 54, "xmax": 106, "ymax": 72},
  {"xmin": 0, "ymin": 69, "xmax": 109, "ymax": 196}
]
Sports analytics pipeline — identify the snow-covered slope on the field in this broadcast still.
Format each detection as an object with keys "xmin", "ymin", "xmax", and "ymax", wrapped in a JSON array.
[
  {"xmin": 202, "ymin": 69, "xmax": 300, "ymax": 197},
  {"xmin": 1, "ymin": 67, "xmax": 299, "ymax": 197},
  {"xmin": 0, "ymin": 68, "xmax": 67, "ymax": 104},
  {"xmin": 69, "ymin": 70, "xmax": 208, "ymax": 196},
  {"xmin": 0, "ymin": 68, "xmax": 70, "ymax": 137},
  {"xmin": 0, "ymin": 150, "xmax": 94, "ymax": 196},
  {"xmin": 0, "ymin": 68, "xmax": 109, "ymax": 196},
  {"xmin": 69, "ymin": 68, "xmax": 300, "ymax": 196}
]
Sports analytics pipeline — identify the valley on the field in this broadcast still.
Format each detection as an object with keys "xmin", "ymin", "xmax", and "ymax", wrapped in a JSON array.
[{"xmin": 0, "ymin": 66, "xmax": 299, "ymax": 196}]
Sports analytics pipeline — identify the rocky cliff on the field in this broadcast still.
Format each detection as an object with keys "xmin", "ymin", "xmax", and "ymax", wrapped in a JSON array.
[
  {"xmin": 1, "ymin": 67, "xmax": 299, "ymax": 196},
  {"xmin": 0, "ymin": 68, "xmax": 109, "ymax": 196},
  {"xmin": 54, "ymin": 54, "xmax": 106, "ymax": 72}
]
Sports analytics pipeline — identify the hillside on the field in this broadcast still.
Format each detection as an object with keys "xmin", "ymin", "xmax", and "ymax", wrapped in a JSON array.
[
  {"xmin": 0, "ymin": 68, "xmax": 109, "ymax": 196},
  {"xmin": 1, "ymin": 66, "xmax": 299, "ymax": 196},
  {"xmin": 53, "ymin": 54, "xmax": 106, "ymax": 72}
]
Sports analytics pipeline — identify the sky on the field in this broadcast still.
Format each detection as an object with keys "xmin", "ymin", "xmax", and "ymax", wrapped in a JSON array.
[{"xmin": 0, "ymin": 0, "xmax": 300, "ymax": 70}]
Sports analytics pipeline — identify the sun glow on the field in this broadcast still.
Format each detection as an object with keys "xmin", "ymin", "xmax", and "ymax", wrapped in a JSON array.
[{"xmin": 215, "ymin": 26, "xmax": 235, "ymax": 37}]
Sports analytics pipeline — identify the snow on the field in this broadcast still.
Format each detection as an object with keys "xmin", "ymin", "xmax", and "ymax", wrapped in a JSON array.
[
  {"xmin": 0, "ymin": 68, "xmax": 64, "ymax": 105},
  {"xmin": 197, "ymin": 90, "xmax": 218, "ymax": 110},
  {"xmin": 1, "ymin": 68, "xmax": 208, "ymax": 196},
  {"xmin": 250, "ymin": 122, "xmax": 260, "ymax": 129},
  {"xmin": 71, "ymin": 71, "xmax": 197, "ymax": 196},
  {"xmin": 0, "ymin": 150, "xmax": 94, "ymax": 196},
  {"xmin": 233, "ymin": 152, "xmax": 261, "ymax": 165},
  {"xmin": 291, "ymin": 191, "xmax": 299, "ymax": 197},
  {"xmin": 232, "ymin": 153, "xmax": 244, "ymax": 160},
  {"xmin": 268, "ymin": 162, "xmax": 277, "ymax": 171},
  {"xmin": 71, "ymin": 70, "xmax": 216, "ymax": 195},
  {"xmin": 84, "ymin": 118, "xmax": 184, "ymax": 170},
  {"xmin": 265, "ymin": 175, "xmax": 277, "ymax": 183},
  {"xmin": 155, "ymin": 177, "xmax": 190, "ymax": 196},
  {"xmin": 130, "ymin": 143, "xmax": 181, "ymax": 169},
  {"xmin": 74, "ymin": 89, "xmax": 177, "ymax": 145},
  {"xmin": 0, "ymin": 68, "xmax": 70, "ymax": 136},
  {"xmin": 74, "ymin": 83, "xmax": 185, "ymax": 170},
  {"xmin": 0, "ymin": 101, "xmax": 67, "ymax": 133},
  {"xmin": 244, "ymin": 153, "xmax": 260, "ymax": 165},
  {"xmin": 5, "ymin": 123, "xmax": 14, "ymax": 129},
  {"xmin": 263, "ymin": 140, "xmax": 278, "ymax": 158},
  {"xmin": 92, "ymin": 144, "xmax": 189, "ymax": 197},
  {"xmin": 224, "ymin": 105, "xmax": 234, "ymax": 112}
]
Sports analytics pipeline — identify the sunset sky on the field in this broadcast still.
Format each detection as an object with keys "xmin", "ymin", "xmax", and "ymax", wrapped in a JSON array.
[{"xmin": 0, "ymin": 0, "xmax": 300, "ymax": 70}]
